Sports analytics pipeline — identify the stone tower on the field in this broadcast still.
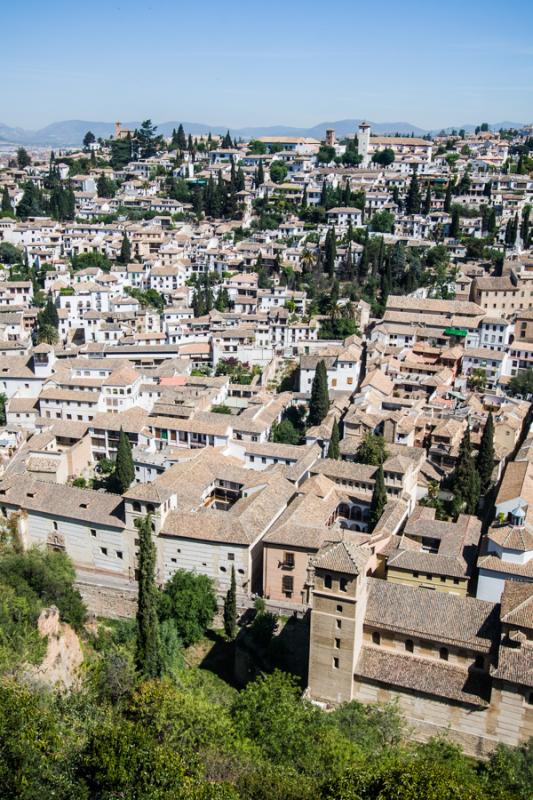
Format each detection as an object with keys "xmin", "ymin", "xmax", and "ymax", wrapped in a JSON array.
[
  {"xmin": 307, "ymin": 540, "xmax": 372, "ymax": 704},
  {"xmin": 357, "ymin": 121, "xmax": 371, "ymax": 167},
  {"xmin": 325, "ymin": 128, "xmax": 336, "ymax": 147}
]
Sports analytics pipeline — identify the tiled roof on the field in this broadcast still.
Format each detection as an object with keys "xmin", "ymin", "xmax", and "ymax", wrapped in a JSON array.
[
  {"xmin": 365, "ymin": 578, "xmax": 498, "ymax": 652},
  {"xmin": 355, "ymin": 646, "xmax": 490, "ymax": 707}
]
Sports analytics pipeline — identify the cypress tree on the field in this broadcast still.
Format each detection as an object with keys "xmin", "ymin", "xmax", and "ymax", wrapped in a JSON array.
[
  {"xmin": 1, "ymin": 186, "xmax": 12, "ymax": 215},
  {"xmin": 115, "ymin": 427, "xmax": 135, "ymax": 493},
  {"xmin": 325, "ymin": 227, "xmax": 336, "ymax": 278},
  {"xmin": 327, "ymin": 418, "xmax": 340, "ymax": 459},
  {"xmin": 450, "ymin": 206, "xmax": 461, "ymax": 239},
  {"xmin": 320, "ymin": 180, "xmax": 328, "ymax": 208},
  {"xmin": 369, "ymin": 465, "xmax": 387, "ymax": 531},
  {"xmin": 176, "ymin": 124, "xmax": 187, "ymax": 150},
  {"xmin": 38, "ymin": 292, "xmax": 59, "ymax": 329},
  {"xmin": 405, "ymin": 170, "xmax": 421, "ymax": 215},
  {"xmin": 135, "ymin": 514, "xmax": 163, "ymax": 678},
  {"xmin": 257, "ymin": 161, "xmax": 265, "ymax": 186},
  {"xmin": 444, "ymin": 180, "xmax": 453, "ymax": 212},
  {"xmin": 476, "ymin": 412, "xmax": 495, "ymax": 492},
  {"xmin": 423, "ymin": 184, "xmax": 432, "ymax": 215},
  {"xmin": 450, "ymin": 426, "xmax": 480, "ymax": 515},
  {"xmin": 119, "ymin": 232, "xmax": 132, "ymax": 264},
  {"xmin": 308, "ymin": 360, "xmax": 329, "ymax": 427},
  {"xmin": 223, "ymin": 565, "xmax": 237, "ymax": 639}
]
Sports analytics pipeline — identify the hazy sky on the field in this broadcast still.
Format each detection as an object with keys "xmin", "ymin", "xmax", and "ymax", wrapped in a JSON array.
[{"xmin": 4, "ymin": 0, "xmax": 533, "ymax": 130}]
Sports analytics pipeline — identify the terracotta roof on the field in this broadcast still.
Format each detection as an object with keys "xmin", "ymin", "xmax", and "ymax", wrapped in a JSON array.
[
  {"xmin": 365, "ymin": 578, "xmax": 498, "ymax": 652},
  {"xmin": 355, "ymin": 646, "xmax": 490, "ymax": 707}
]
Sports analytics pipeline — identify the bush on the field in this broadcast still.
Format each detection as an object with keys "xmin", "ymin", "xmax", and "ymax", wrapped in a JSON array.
[
  {"xmin": 159, "ymin": 569, "xmax": 217, "ymax": 647},
  {"xmin": 0, "ymin": 547, "xmax": 86, "ymax": 630}
]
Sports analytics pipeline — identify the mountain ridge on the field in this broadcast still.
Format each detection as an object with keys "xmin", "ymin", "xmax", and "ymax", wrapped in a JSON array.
[{"xmin": 0, "ymin": 118, "xmax": 527, "ymax": 147}]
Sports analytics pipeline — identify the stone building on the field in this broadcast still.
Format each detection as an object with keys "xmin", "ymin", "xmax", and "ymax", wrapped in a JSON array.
[{"xmin": 307, "ymin": 541, "xmax": 533, "ymax": 756}]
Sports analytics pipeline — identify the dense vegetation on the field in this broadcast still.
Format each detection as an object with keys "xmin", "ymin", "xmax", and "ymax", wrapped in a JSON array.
[{"xmin": 0, "ymin": 521, "xmax": 531, "ymax": 798}]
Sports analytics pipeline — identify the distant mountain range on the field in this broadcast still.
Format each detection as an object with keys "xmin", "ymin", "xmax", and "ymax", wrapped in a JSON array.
[{"xmin": 0, "ymin": 118, "xmax": 527, "ymax": 147}]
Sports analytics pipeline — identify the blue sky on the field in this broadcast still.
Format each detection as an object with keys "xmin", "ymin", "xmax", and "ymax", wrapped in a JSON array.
[{"xmin": 4, "ymin": 0, "xmax": 533, "ymax": 130}]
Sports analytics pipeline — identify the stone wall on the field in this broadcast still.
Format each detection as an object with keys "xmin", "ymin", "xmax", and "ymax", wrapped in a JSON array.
[{"xmin": 76, "ymin": 579, "xmax": 138, "ymax": 619}]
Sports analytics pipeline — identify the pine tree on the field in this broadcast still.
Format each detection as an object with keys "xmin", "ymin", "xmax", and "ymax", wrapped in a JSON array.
[
  {"xmin": 1, "ymin": 186, "xmax": 12, "ymax": 215},
  {"xmin": 476, "ymin": 413, "xmax": 495, "ymax": 492},
  {"xmin": 308, "ymin": 360, "xmax": 329, "ymax": 427},
  {"xmin": 450, "ymin": 426, "xmax": 480, "ymax": 515},
  {"xmin": 115, "ymin": 427, "xmax": 135, "ymax": 493},
  {"xmin": 119, "ymin": 232, "xmax": 131, "ymax": 264},
  {"xmin": 327, "ymin": 418, "xmax": 340, "ymax": 459},
  {"xmin": 405, "ymin": 170, "xmax": 421, "ymax": 215},
  {"xmin": 135, "ymin": 514, "xmax": 163, "ymax": 678},
  {"xmin": 223, "ymin": 565, "xmax": 237, "ymax": 639},
  {"xmin": 369, "ymin": 465, "xmax": 387, "ymax": 531}
]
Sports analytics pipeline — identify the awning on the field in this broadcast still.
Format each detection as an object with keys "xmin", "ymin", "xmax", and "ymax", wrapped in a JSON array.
[{"xmin": 444, "ymin": 327, "xmax": 468, "ymax": 337}]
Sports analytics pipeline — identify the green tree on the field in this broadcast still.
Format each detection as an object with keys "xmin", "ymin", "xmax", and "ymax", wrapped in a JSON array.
[
  {"xmin": 119, "ymin": 232, "xmax": 132, "ymax": 264},
  {"xmin": 135, "ymin": 514, "xmax": 163, "ymax": 678},
  {"xmin": 37, "ymin": 292, "xmax": 59, "ymax": 329},
  {"xmin": 17, "ymin": 147, "xmax": 31, "ymax": 169},
  {"xmin": 371, "ymin": 148, "xmax": 395, "ymax": 166},
  {"xmin": 270, "ymin": 161, "xmax": 288, "ymax": 184},
  {"xmin": 476, "ymin": 412, "xmax": 495, "ymax": 492},
  {"xmin": 308, "ymin": 360, "xmax": 329, "ymax": 427},
  {"xmin": 223, "ymin": 565, "xmax": 237, "ymax": 640},
  {"xmin": 355, "ymin": 432, "xmax": 389, "ymax": 466},
  {"xmin": 1, "ymin": 186, "xmax": 12, "ymax": 216},
  {"xmin": 508, "ymin": 368, "xmax": 533, "ymax": 397},
  {"xmin": 159, "ymin": 569, "xmax": 217, "ymax": 647},
  {"xmin": 271, "ymin": 418, "xmax": 301, "ymax": 445},
  {"xmin": 83, "ymin": 130, "xmax": 96, "ymax": 149},
  {"xmin": 423, "ymin": 184, "xmax": 432, "ymax": 215},
  {"xmin": 327, "ymin": 418, "xmax": 340, "ymax": 459},
  {"xmin": 324, "ymin": 227, "xmax": 337, "ymax": 277},
  {"xmin": 0, "ymin": 242, "xmax": 22, "ymax": 264},
  {"xmin": 450, "ymin": 205, "xmax": 461, "ymax": 238},
  {"xmin": 405, "ymin": 170, "xmax": 421, "ymax": 215},
  {"xmin": 444, "ymin": 180, "xmax": 453, "ymax": 212},
  {"xmin": 369, "ymin": 465, "xmax": 387, "ymax": 530},
  {"xmin": 449, "ymin": 426, "xmax": 480, "ymax": 515},
  {"xmin": 37, "ymin": 324, "xmax": 59, "ymax": 345},
  {"xmin": 115, "ymin": 427, "xmax": 135, "ymax": 493}
]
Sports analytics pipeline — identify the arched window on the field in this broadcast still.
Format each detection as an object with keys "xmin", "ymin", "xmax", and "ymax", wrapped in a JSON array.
[
  {"xmin": 439, "ymin": 647, "xmax": 449, "ymax": 661},
  {"xmin": 132, "ymin": 501, "xmax": 141, "ymax": 512},
  {"xmin": 405, "ymin": 639, "xmax": 414, "ymax": 653},
  {"xmin": 146, "ymin": 503, "xmax": 155, "ymax": 514}
]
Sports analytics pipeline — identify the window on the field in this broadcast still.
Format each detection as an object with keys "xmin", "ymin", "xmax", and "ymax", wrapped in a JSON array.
[
  {"xmin": 132, "ymin": 501, "xmax": 141, "ymax": 512},
  {"xmin": 324, "ymin": 574, "xmax": 332, "ymax": 589},
  {"xmin": 228, "ymin": 553, "xmax": 235, "ymax": 560},
  {"xmin": 283, "ymin": 551, "xmax": 295, "ymax": 568},
  {"xmin": 336, "ymin": 604, "xmax": 343, "ymax": 613},
  {"xmin": 116, "ymin": 550, "xmax": 123, "ymax": 559},
  {"xmin": 439, "ymin": 647, "xmax": 449, "ymax": 661},
  {"xmin": 372, "ymin": 631, "xmax": 381, "ymax": 645},
  {"xmin": 90, "ymin": 529, "xmax": 96, "ymax": 537},
  {"xmin": 336, "ymin": 619, "xmax": 342, "ymax": 630},
  {"xmin": 334, "ymin": 638, "xmax": 341, "ymax": 649},
  {"xmin": 333, "ymin": 657, "xmax": 339, "ymax": 669},
  {"xmin": 405, "ymin": 639, "xmax": 414, "ymax": 653},
  {"xmin": 340, "ymin": 577, "xmax": 348, "ymax": 592},
  {"xmin": 53, "ymin": 521, "xmax": 58, "ymax": 531},
  {"xmin": 101, "ymin": 546, "xmax": 108, "ymax": 556},
  {"xmin": 220, "ymin": 566, "xmax": 227, "ymax": 573},
  {"xmin": 527, "ymin": 692, "xmax": 533, "ymax": 706},
  {"xmin": 282, "ymin": 575, "xmax": 294, "ymax": 596}
]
